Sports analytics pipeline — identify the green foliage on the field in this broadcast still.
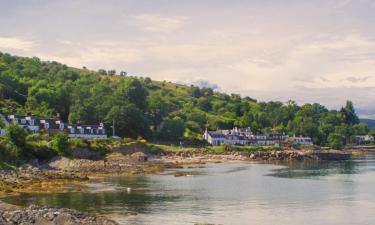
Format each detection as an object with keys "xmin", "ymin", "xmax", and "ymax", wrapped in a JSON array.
[
  {"xmin": 50, "ymin": 132, "xmax": 71, "ymax": 157},
  {"xmin": 340, "ymin": 101, "xmax": 359, "ymax": 125},
  {"xmin": 327, "ymin": 133, "xmax": 344, "ymax": 149},
  {"xmin": 158, "ymin": 116, "xmax": 185, "ymax": 141},
  {"xmin": 104, "ymin": 104, "xmax": 150, "ymax": 138},
  {"xmin": 5, "ymin": 124, "xmax": 28, "ymax": 148},
  {"xmin": 0, "ymin": 52, "xmax": 370, "ymax": 147},
  {"xmin": 0, "ymin": 137, "xmax": 19, "ymax": 161}
]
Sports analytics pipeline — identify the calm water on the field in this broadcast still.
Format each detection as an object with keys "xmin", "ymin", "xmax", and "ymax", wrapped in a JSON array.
[{"xmin": 3, "ymin": 155, "xmax": 375, "ymax": 225}]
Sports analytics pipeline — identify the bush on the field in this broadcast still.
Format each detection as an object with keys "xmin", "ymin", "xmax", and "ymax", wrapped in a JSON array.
[
  {"xmin": 50, "ymin": 132, "xmax": 71, "ymax": 157},
  {"xmin": 69, "ymin": 138, "xmax": 89, "ymax": 149},
  {"xmin": 5, "ymin": 124, "xmax": 28, "ymax": 148},
  {"xmin": 0, "ymin": 137, "xmax": 19, "ymax": 161},
  {"xmin": 26, "ymin": 133, "xmax": 49, "ymax": 142},
  {"xmin": 327, "ymin": 133, "xmax": 344, "ymax": 149},
  {"xmin": 31, "ymin": 144, "xmax": 57, "ymax": 161}
]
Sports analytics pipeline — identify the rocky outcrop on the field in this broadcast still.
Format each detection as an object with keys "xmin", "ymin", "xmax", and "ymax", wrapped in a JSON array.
[
  {"xmin": 0, "ymin": 204, "xmax": 119, "ymax": 225},
  {"xmin": 162, "ymin": 150, "xmax": 351, "ymax": 163},
  {"xmin": 0, "ymin": 166, "xmax": 88, "ymax": 192},
  {"xmin": 109, "ymin": 143, "xmax": 150, "ymax": 156},
  {"xmin": 73, "ymin": 149, "xmax": 102, "ymax": 160}
]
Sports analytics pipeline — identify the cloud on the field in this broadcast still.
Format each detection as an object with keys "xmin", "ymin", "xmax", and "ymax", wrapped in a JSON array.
[
  {"xmin": 37, "ymin": 42, "xmax": 144, "ymax": 69},
  {"xmin": 191, "ymin": 80, "xmax": 220, "ymax": 90},
  {"xmin": 344, "ymin": 76, "xmax": 372, "ymax": 83},
  {"xmin": 0, "ymin": 37, "xmax": 34, "ymax": 51},
  {"xmin": 126, "ymin": 14, "xmax": 188, "ymax": 33}
]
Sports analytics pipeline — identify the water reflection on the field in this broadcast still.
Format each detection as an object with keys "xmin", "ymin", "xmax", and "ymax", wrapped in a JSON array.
[
  {"xmin": 268, "ymin": 160, "xmax": 359, "ymax": 178},
  {"xmin": 2, "ymin": 155, "xmax": 375, "ymax": 225},
  {"xmin": 3, "ymin": 176, "xmax": 182, "ymax": 214},
  {"xmin": 268, "ymin": 154, "xmax": 375, "ymax": 178}
]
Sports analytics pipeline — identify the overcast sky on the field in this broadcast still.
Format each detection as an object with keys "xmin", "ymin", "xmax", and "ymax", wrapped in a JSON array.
[{"xmin": 1, "ymin": 0, "xmax": 375, "ymax": 118}]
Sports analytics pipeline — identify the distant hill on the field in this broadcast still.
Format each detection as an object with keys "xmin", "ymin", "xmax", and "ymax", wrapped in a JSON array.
[{"xmin": 360, "ymin": 119, "xmax": 375, "ymax": 128}]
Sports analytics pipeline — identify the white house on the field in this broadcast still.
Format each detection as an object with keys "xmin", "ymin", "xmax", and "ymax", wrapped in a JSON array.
[
  {"xmin": 6, "ymin": 114, "xmax": 107, "ymax": 139},
  {"xmin": 67, "ymin": 124, "xmax": 107, "ymax": 139},
  {"xmin": 355, "ymin": 135, "xmax": 374, "ymax": 145},
  {"xmin": 290, "ymin": 136, "xmax": 313, "ymax": 146},
  {"xmin": 203, "ymin": 127, "xmax": 288, "ymax": 146},
  {"xmin": 25, "ymin": 116, "xmax": 40, "ymax": 133}
]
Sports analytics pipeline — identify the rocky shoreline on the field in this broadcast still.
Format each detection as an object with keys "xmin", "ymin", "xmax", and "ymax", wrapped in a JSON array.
[
  {"xmin": 0, "ymin": 203, "xmax": 119, "ymax": 225},
  {"xmin": 161, "ymin": 149, "xmax": 352, "ymax": 164},
  {"xmin": 0, "ymin": 149, "xmax": 354, "ymax": 194},
  {"xmin": 0, "ymin": 149, "xmax": 358, "ymax": 224}
]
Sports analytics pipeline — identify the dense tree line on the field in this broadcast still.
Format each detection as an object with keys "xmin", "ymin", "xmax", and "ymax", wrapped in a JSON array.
[{"xmin": 0, "ymin": 52, "xmax": 374, "ymax": 148}]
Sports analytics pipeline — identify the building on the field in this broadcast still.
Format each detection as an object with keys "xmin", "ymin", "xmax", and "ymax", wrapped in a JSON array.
[
  {"xmin": 203, "ymin": 127, "xmax": 289, "ymax": 146},
  {"xmin": 3, "ymin": 114, "xmax": 107, "ymax": 139},
  {"xmin": 67, "ymin": 124, "xmax": 106, "ymax": 139},
  {"xmin": 355, "ymin": 135, "xmax": 374, "ymax": 145},
  {"xmin": 289, "ymin": 136, "xmax": 313, "ymax": 146}
]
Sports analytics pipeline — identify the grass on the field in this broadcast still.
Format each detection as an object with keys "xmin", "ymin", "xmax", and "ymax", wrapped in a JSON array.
[
  {"xmin": 148, "ymin": 143, "xmax": 283, "ymax": 155},
  {"xmin": 208, "ymin": 145, "xmax": 282, "ymax": 154},
  {"xmin": 148, "ymin": 144, "xmax": 201, "ymax": 154},
  {"xmin": 0, "ymin": 161, "xmax": 16, "ymax": 170}
]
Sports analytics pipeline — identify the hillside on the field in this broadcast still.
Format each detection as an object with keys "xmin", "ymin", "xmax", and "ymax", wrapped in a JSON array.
[
  {"xmin": 360, "ymin": 119, "xmax": 375, "ymax": 128},
  {"xmin": 0, "ymin": 52, "xmax": 372, "ymax": 147}
]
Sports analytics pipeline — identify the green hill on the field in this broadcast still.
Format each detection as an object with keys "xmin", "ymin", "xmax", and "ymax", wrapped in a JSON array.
[
  {"xmin": 360, "ymin": 119, "xmax": 375, "ymax": 128},
  {"xmin": 0, "ymin": 52, "xmax": 371, "ymax": 146}
]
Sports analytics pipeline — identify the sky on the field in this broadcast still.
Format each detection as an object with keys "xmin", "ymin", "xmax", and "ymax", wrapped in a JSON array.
[{"xmin": 1, "ymin": 0, "xmax": 375, "ymax": 118}]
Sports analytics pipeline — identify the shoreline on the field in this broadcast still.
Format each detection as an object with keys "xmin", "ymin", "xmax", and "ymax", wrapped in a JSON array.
[
  {"xmin": 0, "ymin": 148, "xmax": 360, "ymax": 194},
  {"xmin": 0, "ymin": 148, "xmax": 372, "ymax": 224}
]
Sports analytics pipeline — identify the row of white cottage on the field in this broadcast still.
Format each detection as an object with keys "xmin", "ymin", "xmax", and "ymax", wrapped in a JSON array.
[
  {"xmin": 203, "ymin": 127, "xmax": 313, "ymax": 146},
  {"xmin": 0, "ymin": 114, "xmax": 107, "ymax": 139}
]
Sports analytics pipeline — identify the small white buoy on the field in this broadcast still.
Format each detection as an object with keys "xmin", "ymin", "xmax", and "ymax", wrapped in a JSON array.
[{"xmin": 127, "ymin": 187, "xmax": 131, "ymax": 193}]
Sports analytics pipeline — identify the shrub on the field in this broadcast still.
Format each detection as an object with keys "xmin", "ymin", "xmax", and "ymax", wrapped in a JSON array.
[
  {"xmin": 31, "ymin": 144, "xmax": 57, "ymax": 161},
  {"xmin": 69, "ymin": 138, "xmax": 89, "ymax": 149},
  {"xmin": 0, "ymin": 137, "xmax": 19, "ymax": 161},
  {"xmin": 5, "ymin": 124, "xmax": 28, "ymax": 148},
  {"xmin": 50, "ymin": 132, "xmax": 71, "ymax": 157}
]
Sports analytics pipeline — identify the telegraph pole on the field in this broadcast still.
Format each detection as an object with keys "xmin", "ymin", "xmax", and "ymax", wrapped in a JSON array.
[{"xmin": 112, "ymin": 119, "xmax": 115, "ymax": 137}]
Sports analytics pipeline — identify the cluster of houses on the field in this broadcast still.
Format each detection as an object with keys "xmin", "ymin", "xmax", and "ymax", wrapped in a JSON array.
[
  {"xmin": 203, "ymin": 127, "xmax": 313, "ymax": 147},
  {"xmin": 0, "ymin": 114, "xmax": 107, "ymax": 139}
]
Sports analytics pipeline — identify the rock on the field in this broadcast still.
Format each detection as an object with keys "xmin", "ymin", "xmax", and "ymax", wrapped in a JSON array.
[
  {"xmin": 130, "ymin": 152, "xmax": 148, "ymax": 162},
  {"xmin": 0, "ymin": 204, "xmax": 119, "ymax": 225}
]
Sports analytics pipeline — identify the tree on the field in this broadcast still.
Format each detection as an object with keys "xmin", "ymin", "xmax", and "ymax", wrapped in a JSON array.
[
  {"xmin": 105, "ymin": 104, "xmax": 150, "ymax": 138},
  {"xmin": 340, "ymin": 101, "xmax": 359, "ymax": 125},
  {"xmin": 190, "ymin": 86, "xmax": 201, "ymax": 98},
  {"xmin": 113, "ymin": 79, "xmax": 148, "ymax": 111},
  {"xmin": 159, "ymin": 117, "xmax": 185, "ymax": 141},
  {"xmin": 197, "ymin": 97, "xmax": 212, "ymax": 112},
  {"xmin": 327, "ymin": 133, "xmax": 344, "ymax": 149},
  {"xmin": 5, "ymin": 124, "xmax": 28, "ymax": 148},
  {"xmin": 148, "ymin": 95, "xmax": 168, "ymax": 131},
  {"xmin": 50, "ymin": 132, "xmax": 71, "ymax": 157},
  {"xmin": 98, "ymin": 69, "xmax": 107, "ymax": 75}
]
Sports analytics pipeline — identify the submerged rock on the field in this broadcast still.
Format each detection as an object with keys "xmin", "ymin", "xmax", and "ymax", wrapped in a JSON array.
[{"xmin": 0, "ymin": 204, "xmax": 119, "ymax": 225}]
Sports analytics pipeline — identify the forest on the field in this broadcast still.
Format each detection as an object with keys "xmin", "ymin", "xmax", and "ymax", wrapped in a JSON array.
[{"xmin": 0, "ymin": 52, "xmax": 374, "ymax": 149}]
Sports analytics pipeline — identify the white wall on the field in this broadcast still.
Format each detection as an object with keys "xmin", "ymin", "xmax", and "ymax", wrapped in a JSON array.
[{"xmin": 68, "ymin": 134, "xmax": 107, "ymax": 139}]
